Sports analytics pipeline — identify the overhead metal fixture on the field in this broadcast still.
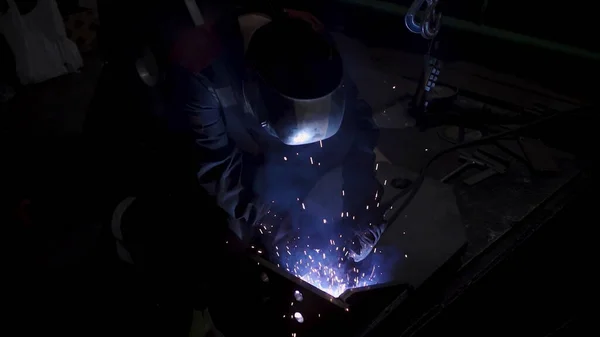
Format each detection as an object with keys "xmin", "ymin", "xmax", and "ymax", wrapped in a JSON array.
[
  {"xmin": 184, "ymin": 0, "xmax": 204, "ymax": 26},
  {"xmin": 405, "ymin": 0, "xmax": 442, "ymax": 39}
]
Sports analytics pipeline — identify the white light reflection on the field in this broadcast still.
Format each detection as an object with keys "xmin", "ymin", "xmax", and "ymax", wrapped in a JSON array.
[
  {"xmin": 290, "ymin": 130, "xmax": 312, "ymax": 144},
  {"xmin": 294, "ymin": 290, "xmax": 304, "ymax": 302}
]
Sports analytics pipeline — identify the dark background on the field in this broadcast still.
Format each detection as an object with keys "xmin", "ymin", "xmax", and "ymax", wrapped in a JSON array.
[
  {"xmin": 2, "ymin": 0, "xmax": 597, "ymax": 95},
  {"xmin": 1, "ymin": 1, "xmax": 591, "ymax": 336}
]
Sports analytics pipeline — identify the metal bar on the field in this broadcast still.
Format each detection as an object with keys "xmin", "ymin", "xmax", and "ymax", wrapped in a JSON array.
[
  {"xmin": 250, "ymin": 254, "xmax": 350, "ymax": 309},
  {"xmin": 463, "ymin": 168, "xmax": 497, "ymax": 185},
  {"xmin": 338, "ymin": 0, "xmax": 600, "ymax": 61},
  {"xmin": 184, "ymin": 0, "xmax": 204, "ymax": 26}
]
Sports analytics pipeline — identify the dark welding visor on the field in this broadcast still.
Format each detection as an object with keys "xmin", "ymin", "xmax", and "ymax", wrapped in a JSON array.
[
  {"xmin": 243, "ymin": 75, "xmax": 345, "ymax": 145},
  {"xmin": 244, "ymin": 17, "xmax": 345, "ymax": 145}
]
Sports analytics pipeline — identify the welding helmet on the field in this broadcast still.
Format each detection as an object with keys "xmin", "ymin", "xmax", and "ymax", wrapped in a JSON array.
[{"xmin": 243, "ymin": 17, "xmax": 345, "ymax": 146}]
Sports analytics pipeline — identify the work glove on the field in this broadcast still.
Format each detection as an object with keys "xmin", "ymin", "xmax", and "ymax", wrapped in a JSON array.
[
  {"xmin": 345, "ymin": 181, "xmax": 388, "ymax": 262},
  {"xmin": 272, "ymin": 211, "xmax": 293, "ymax": 245},
  {"xmin": 228, "ymin": 194, "xmax": 270, "ymax": 244}
]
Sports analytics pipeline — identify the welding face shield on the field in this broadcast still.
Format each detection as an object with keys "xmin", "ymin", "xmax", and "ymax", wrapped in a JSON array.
[{"xmin": 243, "ymin": 18, "xmax": 345, "ymax": 146}]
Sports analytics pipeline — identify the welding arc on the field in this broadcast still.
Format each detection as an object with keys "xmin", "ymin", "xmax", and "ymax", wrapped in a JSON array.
[{"xmin": 383, "ymin": 107, "xmax": 580, "ymax": 226}]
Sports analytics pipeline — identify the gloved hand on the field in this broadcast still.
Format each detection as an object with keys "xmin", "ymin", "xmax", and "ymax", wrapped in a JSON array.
[
  {"xmin": 348, "ymin": 220, "xmax": 388, "ymax": 262},
  {"xmin": 229, "ymin": 196, "xmax": 270, "ymax": 244},
  {"xmin": 272, "ymin": 212, "xmax": 293, "ymax": 244},
  {"xmin": 247, "ymin": 198, "xmax": 271, "ymax": 228},
  {"xmin": 345, "ymin": 181, "xmax": 387, "ymax": 262}
]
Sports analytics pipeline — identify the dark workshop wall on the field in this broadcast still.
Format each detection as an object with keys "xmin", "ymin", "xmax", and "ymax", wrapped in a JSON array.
[
  {"xmin": 442, "ymin": 0, "xmax": 597, "ymax": 52},
  {"xmin": 0, "ymin": 0, "xmax": 80, "ymax": 15},
  {"xmin": 242, "ymin": 0, "xmax": 595, "ymax": 52}
]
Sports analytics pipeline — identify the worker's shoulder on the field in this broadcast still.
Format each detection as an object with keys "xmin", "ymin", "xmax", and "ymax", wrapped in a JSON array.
[{"xmin": 170, "ymin": 25, "xmax": 224, "ymax": 74}]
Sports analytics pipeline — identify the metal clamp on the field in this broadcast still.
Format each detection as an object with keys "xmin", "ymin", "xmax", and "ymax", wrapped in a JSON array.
[
  {"xmin": 404, "ymin": 0, "xmax": 442, "ymax": 39},
  {"xmin": 441, "ymin": 149, "xmax": 508, "ymax": 186}
]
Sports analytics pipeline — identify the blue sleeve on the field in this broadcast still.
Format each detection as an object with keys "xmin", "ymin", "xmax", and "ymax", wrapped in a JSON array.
[
  {"xmin": 168, "ymin": 64, "xmax": 255, "ymax": 221},
  {"xmin": 341, "ymin": 79, "xmax": 381, "ymax": 214}
]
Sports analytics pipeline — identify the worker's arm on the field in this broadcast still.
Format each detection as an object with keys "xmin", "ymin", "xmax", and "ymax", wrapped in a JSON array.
[
  {"xmin": 341, "ymin": 80, "xmax": 381, "ymax": 223},
  {"xmin": 167, "ymin": 27, "xmax": 259, "ymax": 228}
]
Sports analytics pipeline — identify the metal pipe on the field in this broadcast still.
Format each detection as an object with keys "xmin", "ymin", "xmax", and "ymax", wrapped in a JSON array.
[{"xmin": 338, "ymin": 0, "xmax": 600, "ymax": 61}]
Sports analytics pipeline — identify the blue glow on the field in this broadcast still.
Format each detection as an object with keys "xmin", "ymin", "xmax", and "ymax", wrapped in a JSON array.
[
  {"xmin": 271, "ymin": 232, "xmax": 383, "ymax": 298},
  {"xmin": 254, "ymin": 138, "xmax": 391, "ymax": 297}
]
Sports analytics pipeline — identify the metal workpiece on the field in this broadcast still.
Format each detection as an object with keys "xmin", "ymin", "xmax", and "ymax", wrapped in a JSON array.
[
  {"xmin": 374, "ymin": 162, "xmax": 466, "ymax": 287},
  {"xmin": 232, "ymin": 160, "xmax": 464, "ymax": 336},
  {"xmin": 231, "ymin": 250, "xmax": 411, "ymax": 336},
  {"xmin": 271, "ymin": 159, "xmax": 465, "ymax": 291},
  {"xmin": 251, "ymin": 254, "xmax": 350, "ymax": 310},
  {"xmin": 441, "ymin": 149, "xmax": 508, "ymax": 186}
]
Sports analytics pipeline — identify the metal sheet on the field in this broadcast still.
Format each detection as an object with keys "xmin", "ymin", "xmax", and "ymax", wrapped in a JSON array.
[
  {"xmin": 230, "ymin": 251, "xmax": 412, "ymax": 337},
  {"xmin": 375, "ymin": 162, "xmax": 467, "ymax": 287}
]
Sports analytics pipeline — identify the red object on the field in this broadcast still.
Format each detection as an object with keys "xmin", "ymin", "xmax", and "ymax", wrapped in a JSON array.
[
  {"xmin": 170, "ymin": 25, "xmax": 223, "ymax": 73},
  {"xmin": 284, "ymin": 9, "xmax": 324, "ymax": 31},
  {"xmin": 170, "ymin": 10, "xmax": 323, "ymax": 73}
]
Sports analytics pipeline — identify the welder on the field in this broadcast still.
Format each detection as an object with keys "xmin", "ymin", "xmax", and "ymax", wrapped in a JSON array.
[
  {"xmin": 159, "ymin": 5, "xmax": 387, "ymax": 262},
  {"xmin": 90, "ymin": 2, "xmax": 388, "ymax": 335},
  {"xmin": 104, "ymin": 3, "xmax": 385, "ymax": 267}
]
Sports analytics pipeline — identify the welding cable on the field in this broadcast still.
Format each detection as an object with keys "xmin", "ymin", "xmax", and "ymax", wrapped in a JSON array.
[{"xmin": 382, "ymin": 107, "xmax": 583, "ymax": 226}]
